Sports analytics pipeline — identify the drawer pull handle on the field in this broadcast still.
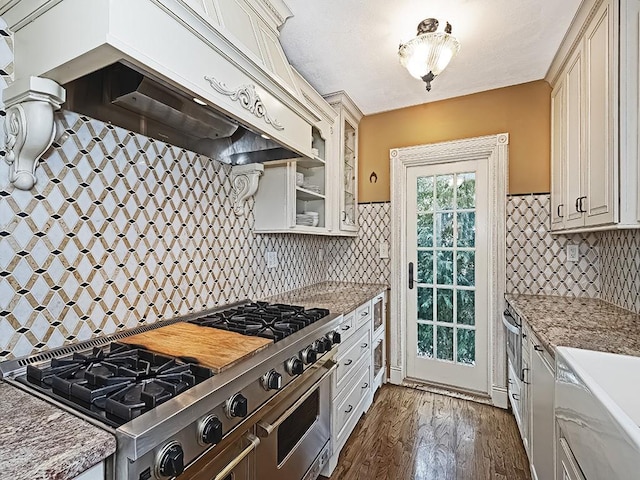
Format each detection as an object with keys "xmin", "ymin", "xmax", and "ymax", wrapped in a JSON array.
[
  {"xmin": 341, "ymin": 325, "xmax": 351, "ymax": 331},
  {"xmin": 511, "ymin": 393, "xmax": 520, "ymax": 401},
  {"xmin": 360, "ymin": 311, "xmax": 368, "ymax": 317},
  {"xmin": 534, "ymin": 345, "xmax": 543, "ymax": 352},
  {"xmin": 345, "ymin": 404, "xmax": 353, "ymax": 414},
  {"xmin": 344, "ymin": 359, "xmax": 353, "ymax": 366},
  {"xmin": 361, "ymin": 343, "xmax": 368, "ymax": 349},
  {"xmin": 362, "ymin": 383, "xmax": 369, "ymax": 389}
]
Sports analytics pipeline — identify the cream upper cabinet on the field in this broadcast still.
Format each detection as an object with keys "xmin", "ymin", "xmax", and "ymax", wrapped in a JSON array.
[
  {"xmin": 548, "ymin": 0, "xmax": 639, "ymax": 233},
  {"xmin": 325, "ymin": 92, "xmax": 364, "ymax": 236}
]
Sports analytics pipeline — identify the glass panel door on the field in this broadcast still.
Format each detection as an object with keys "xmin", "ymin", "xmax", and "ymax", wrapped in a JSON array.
[
  {"xmin": 342, "ymin": 119, "xmax": 356, "ymax": 227},
  {"xmin": 406, "ymin": 160, "xmax": 488, "ymax": 393}
]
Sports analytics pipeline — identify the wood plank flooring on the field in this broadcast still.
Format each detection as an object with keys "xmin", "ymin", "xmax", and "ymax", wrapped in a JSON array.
[{"xmin": 326, "ymin": 384, "xmax": 531, "ymax": 480}]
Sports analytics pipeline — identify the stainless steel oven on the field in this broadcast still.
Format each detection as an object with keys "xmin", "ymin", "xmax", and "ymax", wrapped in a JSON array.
[{"xmin": 254, "ymin": 358, "xmax": 335, "ymax": 480}]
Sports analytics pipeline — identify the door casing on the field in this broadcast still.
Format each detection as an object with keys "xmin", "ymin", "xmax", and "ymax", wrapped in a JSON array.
[{"xmin": 389, "ymin": 134, "xmax": 509, "ymax": 408}]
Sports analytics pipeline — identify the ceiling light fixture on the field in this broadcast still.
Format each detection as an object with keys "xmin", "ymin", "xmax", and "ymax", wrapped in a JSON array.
[{"xmin": 398, "ymin": 18, "xmax": 461, "ymax": 92}]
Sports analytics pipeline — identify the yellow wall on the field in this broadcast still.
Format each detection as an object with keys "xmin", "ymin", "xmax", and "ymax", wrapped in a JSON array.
[{"xmin": 358, "ymin": 80, "xmax": 551, "ymax": 202}]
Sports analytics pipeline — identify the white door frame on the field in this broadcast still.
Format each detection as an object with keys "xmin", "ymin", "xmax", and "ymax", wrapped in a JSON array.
[{"xmin": 389, "ymin": 133, "xmax": 509, "ymax": 408}]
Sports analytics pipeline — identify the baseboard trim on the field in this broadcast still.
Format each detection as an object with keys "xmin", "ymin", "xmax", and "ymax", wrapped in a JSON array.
[
  {"xmin": 492, "ymin": 385, "xmax": 508, "ymax": 409},
  {"xmin": 389, "ymin": 366, "xmax": 403, "ymax": 385}
]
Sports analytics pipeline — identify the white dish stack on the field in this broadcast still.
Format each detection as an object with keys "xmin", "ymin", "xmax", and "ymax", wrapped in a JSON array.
[{"xmin": 296, "ymin": 211, "xmax": 319, "ymax": 227}]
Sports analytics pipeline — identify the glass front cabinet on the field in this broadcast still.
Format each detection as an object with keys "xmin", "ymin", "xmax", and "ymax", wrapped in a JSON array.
[{"xmin": 325, "ymin": 92, "xmax": 363, "ymax": 235}]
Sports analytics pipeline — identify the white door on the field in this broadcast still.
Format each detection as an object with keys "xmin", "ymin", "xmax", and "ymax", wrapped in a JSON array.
[{"xmin": 405, "ymin": 159, "xmax": 489, "ymax": 393}]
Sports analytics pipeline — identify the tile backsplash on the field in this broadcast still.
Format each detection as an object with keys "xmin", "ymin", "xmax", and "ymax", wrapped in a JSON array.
[
  {"xmin": 0, "ymin": 111, "xmax": 327, "ymax": 360},
  {"xmin": 506, "ymin": 194, "xmax": 600, "ymax": 297},
  {"xmin": 599, "ymin": 230, "xmax": 640, "ymax": 313}
]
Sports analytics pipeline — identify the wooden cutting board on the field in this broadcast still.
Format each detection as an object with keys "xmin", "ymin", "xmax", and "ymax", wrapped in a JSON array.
[{"xmin": 120, "ymin": 322, "xmax": 273, "ymax": 373}]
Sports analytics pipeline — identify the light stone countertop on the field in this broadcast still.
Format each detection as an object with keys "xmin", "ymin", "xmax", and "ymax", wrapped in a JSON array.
[
  {"xmin": 262, "ymin": 281, "xmax": 388, "ymax": 315},
  {"xmin": 505, "ymin": 294, "xmax": 640, "ymax": 358},
  {"xmin": 0, "ymin": 381, "xmax": 116, "ymax": 480}
]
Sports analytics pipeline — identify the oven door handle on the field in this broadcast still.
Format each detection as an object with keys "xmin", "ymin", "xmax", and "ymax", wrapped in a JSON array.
[
  {"xmin": 502, "ymin": 312, "xmax": 520, "ymax": 335},
  {"xmin": 213, "ymin": 433, "xmax": 260, "ymax": 480},
  {"xmin": 256, "ymin": 361, "xmax": 337, "ymax": 437}
]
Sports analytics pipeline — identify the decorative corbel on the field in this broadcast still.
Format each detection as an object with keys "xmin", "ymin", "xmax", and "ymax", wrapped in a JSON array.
[
  {"xmin": 230, "ymin": 163, "xmax": 264, "ymax": 215},
  {"xmin": 4, "ymin": 76, "xmax": 66, "ymax": 190}
]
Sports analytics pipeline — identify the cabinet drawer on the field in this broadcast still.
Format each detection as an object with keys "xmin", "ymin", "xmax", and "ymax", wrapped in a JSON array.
[
  {"xmin": 335, "ymin": 362, "xmax": 370, "ymax": 441},
  {"xmin": 335, "ymin": 325, "xmax": 371, "ymax": 394},
  {"xmin": 522, "ymin": 322, "xmax": 531, "ymax": 355},
  {"xmin": 355, "ymin": 301, "xmax": 372, "ymax": 327},
  {"xmin": 337, "ymin": 312, "xmax": 356, "ymax": 342}
]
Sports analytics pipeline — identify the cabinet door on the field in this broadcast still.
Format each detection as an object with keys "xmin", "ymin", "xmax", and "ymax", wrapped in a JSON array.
[
  {"xmin": 584, "ymin": 0, "xmax": 617, "ymax": 226},
  {"xmin": 530, "ymin": 345, "xmax": 555, "ymax": 480},
  {"xmin": 340, "ymin": 113, "xmax": 358, "ymax": 231},
  {"xmin": 521, "ymin": 354, "xmax": 531, "ymax": 456},
  {"xmin": 557, "ymin": 438, "xmax": 586, "ymax": 480},
  {"xmin": 564, "ymin": 44, "xmax": 585, "ymax": 229},
  {"xmin": 550, "ymin": 80, "xmax": 566, "ymax": 229}
]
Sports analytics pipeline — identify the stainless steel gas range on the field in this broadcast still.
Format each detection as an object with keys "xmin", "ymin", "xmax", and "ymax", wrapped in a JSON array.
[{"xmin": 0, "ymin": 301, "xmax": 344, "ymax": 480}]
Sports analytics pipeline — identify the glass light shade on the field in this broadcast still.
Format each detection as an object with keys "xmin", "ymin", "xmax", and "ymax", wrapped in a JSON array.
[{"xmin": 399, "ymin": 32, "xmax": 460, "ymax": 80}]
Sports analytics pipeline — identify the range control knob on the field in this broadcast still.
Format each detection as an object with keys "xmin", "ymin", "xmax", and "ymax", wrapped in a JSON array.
[
  {"xmin": 261, "ymin": 370, "xmax": 283, "ymax": 390},
  {"xmin": 226, "ymin": 393, "xmax": 248, "ymax": 418},
  {"xmin": 198, "ymin": 414, "xmax": 223, "ymax": 446},
  {"xmin": 320, "ymin": 337, "xmax": 333, "ymax": 352},
  {"xmin": 156, "ymin": 441, "xmax": 184, "ymax": 478},
  {"xmin": 301, "ymin": 346, "xmax": 317, "ymax": 364},
  {"xmin": 285, "ymin": 356, "xmax": 304, "ymax": 376},
  {"xmin": 313, "ymin": 338, "xmax": 329, "ymax": 354},
  {"xmin": 326, "ymin": 330, "xmax": 341, "ymax": 345}
]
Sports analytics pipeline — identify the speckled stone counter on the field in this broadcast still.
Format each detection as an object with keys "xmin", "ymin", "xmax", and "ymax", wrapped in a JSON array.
[
  {"xmin": 263, "ymin": 281, "xmax": 388, "ymax": 315},
  {"xmin": 505, "ymin": 294, "xmax": 640, "ymax": 358},
  {"xmin": 0, "ymin": 381, "xmax": 116, "ymax": 480}
]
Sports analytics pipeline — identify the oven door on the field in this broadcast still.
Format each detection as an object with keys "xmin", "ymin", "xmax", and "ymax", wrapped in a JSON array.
[
  {"xmin": 179, "ymin": 432, "xmax": 260, "ymax": 480},
  {"xmin": 254, "ymin": 359, "xmax": 335, "ymax": 480}
]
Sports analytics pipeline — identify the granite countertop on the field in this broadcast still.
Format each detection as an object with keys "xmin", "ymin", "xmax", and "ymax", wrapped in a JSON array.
[
  {"xmin": 0, "ymin": 381, "xmax": 116, "ymax": 480},
  {"xmin": 505, "ymin": 294, "xmax": 640, "ymax": 358},
  {"xmin": 263, "ymin": 281, "xmax": 388, "ymax": 315}
]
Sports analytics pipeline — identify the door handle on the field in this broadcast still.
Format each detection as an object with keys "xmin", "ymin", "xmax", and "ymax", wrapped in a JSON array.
[
  {"xmin": 578, "ymin": 196, "xmax": 587, "ymax": 213},
  {"xmin": 409, "ymin": 262, "xmax": 414, "ymax": 290},
  {"xmin": 557, "ymin": 204, "xmax": 564, "ymax": 218}
]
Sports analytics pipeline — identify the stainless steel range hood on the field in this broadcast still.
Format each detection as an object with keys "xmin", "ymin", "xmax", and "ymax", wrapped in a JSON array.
[{"xmin": 64, "ymin": 63, "xmax": 299, "ymax": 165}]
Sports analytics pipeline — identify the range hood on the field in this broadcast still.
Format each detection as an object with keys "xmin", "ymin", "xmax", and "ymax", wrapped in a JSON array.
[{"xmin": 64, "ymin": 62, "xmax": 300, "ymax": 165}]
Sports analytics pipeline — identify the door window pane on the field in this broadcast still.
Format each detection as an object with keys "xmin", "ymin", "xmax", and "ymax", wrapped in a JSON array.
[
  {"xmin": 436, "ymin": 212, "xmax": 454, "ymax": 247},
  {"xmin": 417, "ymin": 250, "xmax": 433, "ymax": 284},
  {"xmin": 436, "ymin": 288, "xmax": 453, "ymax": 323},
  {"xmin": 417, "ymin": 213, "xmax": 434, "ymax": 247},
  {"xmin": 436, "ymin": 251, "xmax": 453, "ymax": 285},
  {"xmin": 456, "ymin": 251, "xmax": 475, "ymax": 286},
  {"xmin": 457, "ymin": 211, "xmax": 476, "ymax": 247},
  {"xmin": 456, "ymin": 290, "xmax": 475, "ymax": 325},
  {"xmin": 456, "ymin": 173, "xmax": 476, "ymax": 209},
  {"xmin": 417, "ymin": 176, "xmax": 434, "ymax": 212},
  {"xmin": 417, "ymin": 323, "xmax": 434, "ymax": 357},
  {"xmin": 437, "ymin": 326, "xmax": 454, "ymax": 361},
  {"xmin": 457, "ymin": 328, "xmax": 475, "ymax": 365},
  {"xmin": 417, "ymin": 287, "xmax": 433, "ymax": 321},
  {"xmin": 436, "ymin": 175, "xmax": 454, "ymax": 210}
]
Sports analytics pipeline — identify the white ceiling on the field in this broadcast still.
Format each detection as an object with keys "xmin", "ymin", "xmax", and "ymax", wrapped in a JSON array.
[{"xmin": 279, "ymin": 0, "xmax": 582, "ymax": 115}]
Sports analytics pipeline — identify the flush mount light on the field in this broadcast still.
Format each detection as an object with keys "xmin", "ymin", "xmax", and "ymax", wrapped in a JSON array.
[{"xmin": 398, "ymin": 18, "xmax": 461, "ymax": 92}]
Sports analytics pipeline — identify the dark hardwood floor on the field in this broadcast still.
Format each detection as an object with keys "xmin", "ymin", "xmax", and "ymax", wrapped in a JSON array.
[{"xmin": 326, "ymin": 384, "xmax": 531, "ymax": 480}]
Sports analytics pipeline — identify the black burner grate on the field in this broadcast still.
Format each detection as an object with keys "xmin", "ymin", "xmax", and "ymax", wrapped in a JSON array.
[{"xmin": 189, "ymin": 302, "xmax": 330, "ymax": 342}]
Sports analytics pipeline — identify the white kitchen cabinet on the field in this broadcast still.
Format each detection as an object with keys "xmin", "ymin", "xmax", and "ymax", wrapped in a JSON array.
[
  {"xmin": 548, "ymin": 0, "xmax": 640, "ymax": 233},
  {"xmin": 324, "ymin": 92, "xmax": 363, "ymax": 236},
  {"xmin": 530, "ymin": 337, "xmax": 555, "ymax": 480},
  {"xmin": 557, "ymin": 437, "xmax": 586, "ymax": 480},
  {"xmin": 72, "ymin": 462, "xmax": 104, "ymax": 480},
  {"xmin": 322, "ymin": 292, "xmax": 386, "ymax": 476}
]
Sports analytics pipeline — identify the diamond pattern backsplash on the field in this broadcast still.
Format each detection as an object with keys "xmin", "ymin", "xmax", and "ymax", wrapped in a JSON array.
[
  {"xmin": 506, "ymin": 194, "xmax": 600, "ymax": 297},
  {"xmin": 0, "ymin": 110, "xmax": 327, "ymax": 361},
  {"xmin": 599, "ymin": 230, "xmax": 640, "ymax": 313},
  {"xmin": 326, "ymin": 202, "xmax": 391, "ymax": 284}
]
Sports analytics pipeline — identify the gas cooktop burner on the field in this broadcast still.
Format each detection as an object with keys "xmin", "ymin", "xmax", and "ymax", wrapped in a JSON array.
[
  {"xmin": 189, "ymin": 302, "xmax": 330, "ymax": 342},
  {"xmin": 21, "ymin": 343, "xmax": 213, "ymax": 427}
]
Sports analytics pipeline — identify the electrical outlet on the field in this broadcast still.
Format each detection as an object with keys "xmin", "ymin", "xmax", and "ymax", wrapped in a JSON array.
[
  {"xmin": 266, "ymin": 251, "xmax": 278, "ymax": 269},
  {"xmin": 566, "ymin": 244, "xmax": 579, "ymax": 263},
  {"xmin": 379, "ymin": 240, "xmax": 389, "ymax": 259}
]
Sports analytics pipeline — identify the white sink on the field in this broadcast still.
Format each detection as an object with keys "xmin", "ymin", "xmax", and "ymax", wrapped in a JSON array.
[{"xmin": 555, "ymin": 347, "xmax": 640, "ymax": 480}]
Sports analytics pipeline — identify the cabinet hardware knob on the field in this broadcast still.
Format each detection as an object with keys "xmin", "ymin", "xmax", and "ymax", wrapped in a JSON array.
[
  {"xmin": 557, "ymin": 204, "xmax": 564, "ymax": 218},
  {"xmin": 578, "ymin": 196, "xmax": 587, "ymax": 213},
  {"xmin": 361, "ymin": 343, "xmax": 368, "ymax": 348},
  {"xmin": 575, "ymin": 197, "xmax": 580, "ymax": 213}
]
